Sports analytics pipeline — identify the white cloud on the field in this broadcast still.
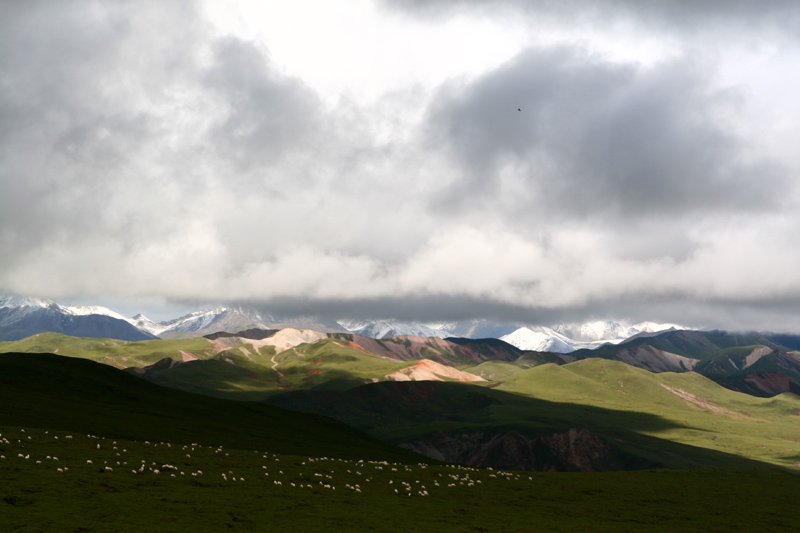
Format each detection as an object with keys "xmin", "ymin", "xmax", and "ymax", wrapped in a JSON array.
[{"xmin": 1, "ymin": 1, "xmax": 800, "ymax": 331}]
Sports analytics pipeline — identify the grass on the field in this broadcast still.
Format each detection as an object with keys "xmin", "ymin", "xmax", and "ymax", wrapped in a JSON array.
[
  {"xmin": 0, "ymin": 332, "xmax": 221, "ymax": 369},
  {"xmin": 2, "ymin": 425, "xmax": 800, "ymax": 532},
  {"xmin": 3, "ymin": 349, "xmax": 800, "ymax": 530},
  {"xmin": 495, "ymin": 359, "xmax": 800, "ymax": 468},
  {"xmin": 0, "ymin": 352, "xmax": 420, "ymax": 463},
  {"xmin": 4, "ymin": 335, "xmax": 800, "ymax": 470},
  {"xmin": 0, "ymin": 333, "xmax": 415, "ymax": 400},
  {"xmin": 267, "ymin": 359, "xmax": 800, "ymax": 470}
]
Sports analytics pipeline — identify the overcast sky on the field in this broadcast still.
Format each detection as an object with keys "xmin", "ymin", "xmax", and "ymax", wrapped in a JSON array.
[{"xmin": 2, "ymin": 0, "xmax": 800, "ymax": 329}]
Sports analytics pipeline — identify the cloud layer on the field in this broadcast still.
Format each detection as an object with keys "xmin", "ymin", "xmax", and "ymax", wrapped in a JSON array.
[{"xmin": 1, "ymin": 1, "xmax": 799, "ymax": 330}]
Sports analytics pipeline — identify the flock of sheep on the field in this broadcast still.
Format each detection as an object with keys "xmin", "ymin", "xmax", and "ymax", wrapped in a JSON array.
[{"xmin": 1, "ymin": 426, "xmax": 533, "ymax": 501}]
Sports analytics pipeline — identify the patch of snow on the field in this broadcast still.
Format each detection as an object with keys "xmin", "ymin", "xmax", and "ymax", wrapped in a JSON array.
[
  {"xmin": 500, "ymin": 327, "xmax": 577, "ymax": 354},
  {"xmin": 339, "ymin": 319, "xmax": 451, "ymax": 339},
  {"xmin": 61, "ymin": 305, "xmax": 129, "ymax": 322}
]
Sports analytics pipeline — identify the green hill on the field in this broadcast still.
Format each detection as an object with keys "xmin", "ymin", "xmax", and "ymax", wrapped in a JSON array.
[
  {"xmin": 0, "ymin": 332, "xmax": 223, "ymax": 368},
  {"xmin": 0, "ymin": 352, "xmax": 421, "ymax": 463},
  {"xmin": 267, "ymin": 359, "xmax": 800, "ymax": 471}
]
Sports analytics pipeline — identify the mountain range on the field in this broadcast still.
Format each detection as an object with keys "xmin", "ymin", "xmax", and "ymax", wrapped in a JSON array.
[
  {"xmin": 0, "ymin": 293, "xmax": 690, "ymax": 352},
  {"xmin": 0, "ymin": 295, "xmax": 157, "ymax": 342},
  {"xmin": 3, "ymin": 300, "xmax": 800, "ymax": 527}
]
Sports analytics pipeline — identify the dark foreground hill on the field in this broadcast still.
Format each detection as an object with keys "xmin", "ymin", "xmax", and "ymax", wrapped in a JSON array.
[
  {"xmin": 4, "ymin": 424, "xmax": 800, "ymax": 532},
  {"xmin": 0, "ymin": 352, "xmax": 421, "ymax": 463}
]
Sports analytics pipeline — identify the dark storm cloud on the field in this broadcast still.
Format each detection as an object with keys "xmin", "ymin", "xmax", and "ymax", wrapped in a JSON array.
[
  {"xmin": 425, "ymin": 46, "xmax": 784, "ymax": 220},
  {"xmin": 2, "ymin": 1, "xmax": 800, "ymax": 333},
  {"xmin": 238, "ymin": 294, "xmax": 569, "ymax": 325},
  {"xmin": 203, "ymin": 37, "xmax": 325, "ymax": 171},
  {"xmin": 381, "ymin": 0, "xmax": 800, "ymax": 35},
  {"xmin": 0, "ymin": 1, "xmax": 205, "ymax": 252}
]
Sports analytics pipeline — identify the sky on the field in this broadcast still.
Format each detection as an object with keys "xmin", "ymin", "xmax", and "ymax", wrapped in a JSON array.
[{"xmin": 2, "ymin": 0, "xmax": 800, "ymax": 329}]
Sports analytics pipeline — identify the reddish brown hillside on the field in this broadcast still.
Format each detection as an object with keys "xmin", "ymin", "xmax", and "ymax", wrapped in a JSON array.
[{"xmin": 334, "ymin": 334, "xmax": 521, "ymax": 365}]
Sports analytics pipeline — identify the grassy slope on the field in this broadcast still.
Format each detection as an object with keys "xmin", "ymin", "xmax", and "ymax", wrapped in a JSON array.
[
  {"xmin": 496, "ymin": 359, "xmax": 800, "ymax": 467},
  {"xmin": 268, "ymin": 359, "xmax": 800, "ymax": 470},
  {"xmin": 0, "ymin": 333, "xmax": 415, "ymax": 400},
  {"xmin": 0, "ymin": 352, "xmax": 420, "ymax": 463},
  {"xmin": 5, "ymin": 334, "xmax": 799, "ymax": 468},
  {"xmin": 275, "ymin": 338, "xmax": 410, "ymax": 390},
  {"xmin": 140, "ymin": 338, "xmax": 412, "ymax": 400},
  {"xmin": 465, "ymin": 360, "xmax": 528, "ymax": 381},
  {"xmin": 0, "ymin": 332, "xmax": 221, "ymax": 368},
  {"xmin": 4, "ymin": 426, "xmax": 800, "ymax": 532},
  {"xmin": 3, "ymin": 347, "xmax": 800, "ymax": 529}
]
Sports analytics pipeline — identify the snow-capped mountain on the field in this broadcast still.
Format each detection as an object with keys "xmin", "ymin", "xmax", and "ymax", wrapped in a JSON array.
[
  {"xmin": 0, "ymin": 292, "xmax": 690, "ymax": 351},
  {"xmin": 500, "ymin": 321, "xmax": 688, "ymax": 353},
  {"xmin": 0, "ymin": 294, "xmax": 157, "ymax": 342},
  {"xmin": 61, "ymin": 304, "xmax": 130, "ymax": 322},
  {"xmin": 428, "ymin": 320, "xmax": 521, "ymax": 340},
  {"xmin": 128, "ymin": 314, "xmax": 164, "ymax": 336},
  {"xmin": 153, "ymin": 307, "xmax": 278, "ymax": 338},
  {"xmin": 338, "ymin": 319, "xmax": 452, "ymax": 339},
  {"xmin": 550, "ymin": 321, "xmax": 683, "ymax": 343},
  {"xmin": 338, "ymin": 319, "xmax": 520, "ymax": 340},
  {"xmin": 499, "ymin": 326, "xmax": 576, "ymax": 353}
]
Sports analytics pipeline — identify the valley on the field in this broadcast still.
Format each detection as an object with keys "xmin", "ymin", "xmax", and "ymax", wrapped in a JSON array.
[{"xmin": 3, "ymin": 324, "xmax": 800, "ymax": 531}]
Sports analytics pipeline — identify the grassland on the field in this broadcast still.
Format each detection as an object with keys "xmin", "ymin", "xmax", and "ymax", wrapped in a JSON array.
[
  {"xmin": 493, "ymin": 359, "xmax": 800, "ymax": 468},
  {"xmin": 0, "ymin": 352, "xmax": 419, "ymax": 463},
  {"xmin": 268, "ymin": 359, "xmax": 800, "ymax": 471},
  {"xmin": 3, "ymin": 348, "xmax": 800, "ymax": 530},
  {"xmin": 0, "ymin": 332, "xmax": 221, "ymax": 369},
  {"xmin": 0, "ymin": 333, "xmax": 415, "ymax": 400},
  {"xmin": 4, "ymin": 334, "xmax": 800, "ymax": 470},
  {"xmin": 3, "ymin": 424, "xmax": 800, "ymax": 532}
]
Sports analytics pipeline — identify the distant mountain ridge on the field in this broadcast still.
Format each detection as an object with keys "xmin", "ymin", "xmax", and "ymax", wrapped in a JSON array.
[
  {"xmin": 0, "ymin": 293, "xmax": 689, "ymax": 350},
  {"xmin": 0, "ymin": 294, "xmax": 156, "ymax": 342},
  {"xmin": 499, "ymin": 321, "xmax": 686, "ymax": 353}
]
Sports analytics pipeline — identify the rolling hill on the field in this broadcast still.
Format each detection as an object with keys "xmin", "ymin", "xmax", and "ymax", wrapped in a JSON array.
[
  {"xmin": 0, "ymin": 351, "xmax": 421, "ymax": 463},
  {"xmin": 266, "ymin": 358, "xmax": 800, "ymax": 471}
]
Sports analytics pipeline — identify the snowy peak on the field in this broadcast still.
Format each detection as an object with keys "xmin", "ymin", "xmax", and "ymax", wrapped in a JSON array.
[
  {"xmin": 551, "ymin": 321, "xmax": 687, "ymax": 343},
  {"xmin": 0, "ymin": 294, "xmax": 55, "ymax": 310},
  {"xmin": 338, "ymin": 319, "xmax": 451, "ymax": 339},
  {"xmin": 128, "ymin": 314, "xmax": 163, "ymax": 336},
  {"xmin": 0, "ymin": 293, "xmax": 156, "ymax": 342},
  {"xmin": 61, "ymin": 304, "xmax": 129, "ymax": 322},
  {"xmin": 154, "ymin": 306, "xmax": 277, "ymax": 338},
  {"xmin": 500, "ymin": 321, "xmax": 692, "ymax": 354},
  {"xmin": 500, "ymin": 327, "xmax": 576, "ymax": 353},
  {"xmin": 337, "ymin": 319, "xmax": 520, "ymax": 340}
]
